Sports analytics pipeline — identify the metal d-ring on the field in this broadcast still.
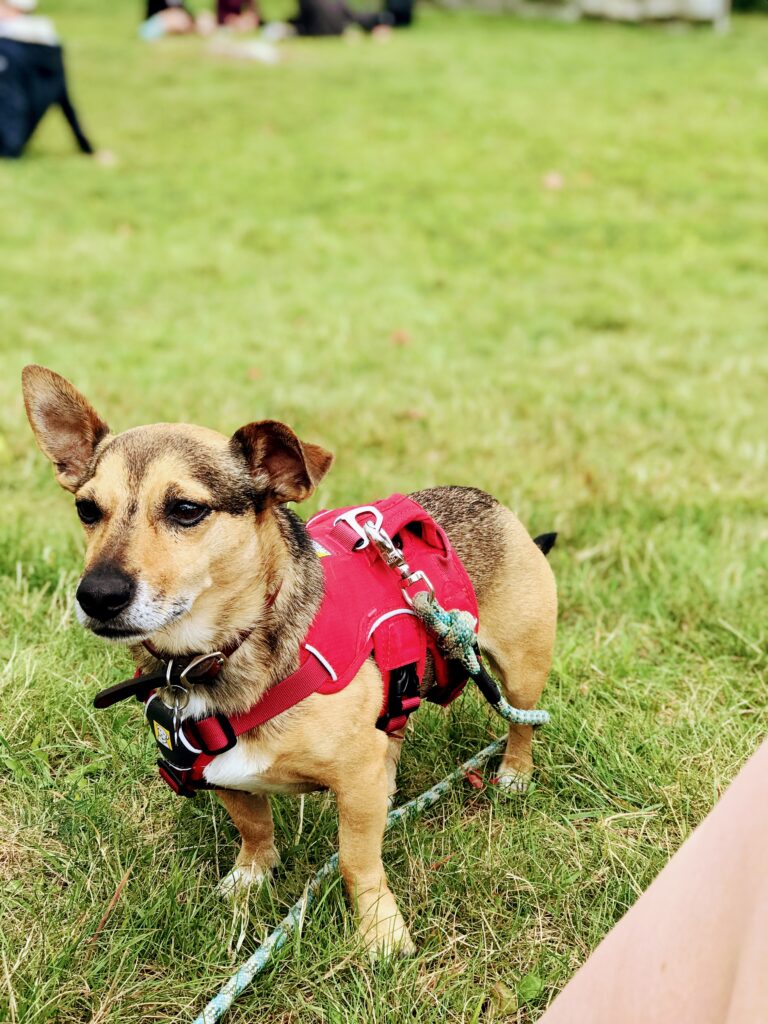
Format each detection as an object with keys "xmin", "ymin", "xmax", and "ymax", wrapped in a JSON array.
[
  {"xmin": 180, "ymin": 651, "xmax": 225, "ymax": 681},
  {"xmin": 401, "ymin": 570, "xmax": 435, "ymax": 608},
  {"xmin": 158, "ymin": 659, "xmax": 191, "ymax": 712}
]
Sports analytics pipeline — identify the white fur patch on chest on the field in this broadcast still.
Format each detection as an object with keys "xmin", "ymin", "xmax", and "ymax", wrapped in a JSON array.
[
  {"xmin": 176, "ymin": 695, "xmax": 315, "ymax": 795},
  {"xmin": 201, "ymin": 744, "xmax": 313, "ymax": 795}
]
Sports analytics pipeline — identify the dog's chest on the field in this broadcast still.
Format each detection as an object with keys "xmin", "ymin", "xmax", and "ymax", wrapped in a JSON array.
[
  {"xmin": 177, "ymin": 697, "xmax": 319, "ymax": 794},
  {"xmin": 201, "ymin": 744, "xmax": 320, "ymax": 795}
]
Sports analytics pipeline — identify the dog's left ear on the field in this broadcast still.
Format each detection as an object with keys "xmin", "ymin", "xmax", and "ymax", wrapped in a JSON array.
[
  {"xmin": 22, "ymin": 365, "xmax": 110, "ymax": 493},
  {"xmin": 231, "ymin": 420, "xmax": 334, "ymax": 506}
]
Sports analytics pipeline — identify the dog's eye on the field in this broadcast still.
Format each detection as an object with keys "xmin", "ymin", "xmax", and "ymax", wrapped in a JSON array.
[
  {"xmin": 167, "ymin": 500, "xmax": 210, "ymax": 527},
  {"xmin": 76, "ymin": 499, "xmax": 101, "ymax": 525}
]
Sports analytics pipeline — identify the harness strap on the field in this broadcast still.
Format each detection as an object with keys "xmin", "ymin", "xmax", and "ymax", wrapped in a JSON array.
[
  {"xmin": 185, "ymin": 651, "xmax": 332, "ymax": 754},
  {"xmin": 99, "ymin": 495, "xmax": 481, "ymax": 798}
]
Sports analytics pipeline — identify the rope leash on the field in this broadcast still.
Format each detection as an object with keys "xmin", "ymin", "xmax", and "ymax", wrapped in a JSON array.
[
  {"xmin": 363, "ymin": 519, "xmax": 550, "ymax": 728},
  {"xmin": 410, "ymin": 591, "xmax": 550, "ymax": 728},
  {"xmin": 193, "ymin": 737, "xmax": 506, "ymax": 1024}
]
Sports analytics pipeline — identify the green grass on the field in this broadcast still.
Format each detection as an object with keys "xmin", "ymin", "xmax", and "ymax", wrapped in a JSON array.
[{"xmin": 1, "ymin": 3, "xmax": 767, "ymax": 1021}]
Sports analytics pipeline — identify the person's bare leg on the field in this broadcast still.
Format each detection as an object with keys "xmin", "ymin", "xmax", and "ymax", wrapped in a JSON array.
[
  {"xmin": 539, "ymin": 741, "xmax": 768, "ymax": 1024},
  {"xmin": 162, "ymin": 8, "xmax": 196, "ymax": 33}
]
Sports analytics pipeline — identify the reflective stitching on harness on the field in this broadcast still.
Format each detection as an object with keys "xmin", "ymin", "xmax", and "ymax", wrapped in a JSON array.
[
  {"xmin": 305, "ymin": 644, "xmax": 337, "ymax": 681},
  {"xmin": 178, "ymin": 726, "xmax": 202, "ymax": 755},
  {"xmin": 305, "ymin": 508, "xmax": 334, "ymax": 527},
  {"xmin": 367, "ymin": 608, "xmax": 417, "ymax": 641}
]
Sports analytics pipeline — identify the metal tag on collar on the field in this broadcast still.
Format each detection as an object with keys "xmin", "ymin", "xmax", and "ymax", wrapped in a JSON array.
[
  {"xmin": 145, "ymin": 689, "xmax": 202, "ymax": 767},
  {"xmin": 333, "ymin": 505, "xmax": 384, "ymax": 549}
]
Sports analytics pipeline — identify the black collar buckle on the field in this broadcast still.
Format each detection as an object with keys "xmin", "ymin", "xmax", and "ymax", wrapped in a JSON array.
[{"xmin": 93, "ymin": 668, "xmax": 168, "ymax": 709}]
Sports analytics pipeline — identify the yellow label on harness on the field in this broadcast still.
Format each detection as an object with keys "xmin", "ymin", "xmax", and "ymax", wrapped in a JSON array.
[
  {"xmin": 153, "ymin": 721, "xmax": 173, "ymax": 749},
  {"xmin": 312, "ymin": 540, "xmax": 331, "ymax": 558}
]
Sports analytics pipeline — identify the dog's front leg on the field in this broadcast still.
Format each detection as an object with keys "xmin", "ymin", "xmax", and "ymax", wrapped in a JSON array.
[
  {"xmin": 216, "ymin": 789, "xmax": 279, "ymax": 897},
  {"xmin": 335, "ymin": 767, "xmax": 415, "ymax": 957}
]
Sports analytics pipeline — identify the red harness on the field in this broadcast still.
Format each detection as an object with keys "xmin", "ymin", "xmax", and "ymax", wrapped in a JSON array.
[{"xmin": 141, "ymin": 495, "xmax": 479, "ymax": 796}]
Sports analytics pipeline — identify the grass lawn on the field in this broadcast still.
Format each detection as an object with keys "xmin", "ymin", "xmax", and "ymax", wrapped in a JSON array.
[{"xmin": 1, "ymin": 2, "xmax": 767, "ymax": 1020}]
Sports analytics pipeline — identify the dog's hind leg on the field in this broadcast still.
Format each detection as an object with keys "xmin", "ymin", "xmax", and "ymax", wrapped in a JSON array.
[
  {"xmin": 216, "ymin": 790, "xmax": 279, "ymax": 897},
  {"xmin": 475, "ymin": 527, "xmax": 557, "ymax": 794},
  {"xmin": 482, "ymin": 644, "xmax": 553, "ymax": 793},
  {"xmin": 412, "ymin": 491, "xmax": 557, "ymax": 794},
  {"xmin": 385, "ymin": 731, "xmax": 407, "ymax": 806}
]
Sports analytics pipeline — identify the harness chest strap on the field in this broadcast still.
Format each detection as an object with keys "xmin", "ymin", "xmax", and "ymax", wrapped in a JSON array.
[{"xmin": 139, "ymin": 642, "xmax": 344, "ymax": 795}]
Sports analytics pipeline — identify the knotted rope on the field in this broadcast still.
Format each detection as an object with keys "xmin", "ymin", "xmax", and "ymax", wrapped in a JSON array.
[{"xmin": 410, "ymin": 591, "xmax": 550, "ymax": 728}]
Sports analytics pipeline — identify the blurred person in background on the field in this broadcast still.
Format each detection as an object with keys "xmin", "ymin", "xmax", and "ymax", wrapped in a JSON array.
[
  {"xmin": 268, "ymin": 0, "xmax": 414, "ymax": 38},
  {"xmin": 0, "ymin": 0, "xmax": 107, "ymax": 159},
  {"xmin": 140, "ymin": 0, "xmax": 215, "ymax": 39},
  {"xmin": 217, "ymin": 0, "xmax": 260, "ymax": 29}
]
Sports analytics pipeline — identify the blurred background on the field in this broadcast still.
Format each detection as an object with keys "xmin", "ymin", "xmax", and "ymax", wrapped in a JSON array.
[{"xmin": 0, "ymin": 1, "xmax": 766, "ymax": 1021}]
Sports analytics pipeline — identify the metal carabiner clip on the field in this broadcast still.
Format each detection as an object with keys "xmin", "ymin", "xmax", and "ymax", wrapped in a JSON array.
[
  {"xmin": 333, "ymin": 505, "xmax": 384, "ymax": 549},
  {"xmin": 364, "ymin": 522, "xmax": 407, "ymax": 570}
]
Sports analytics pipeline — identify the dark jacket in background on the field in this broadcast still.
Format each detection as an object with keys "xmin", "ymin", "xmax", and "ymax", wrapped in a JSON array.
[
  {"xmin": 385, "ymin": 0, "xmax": 414, "ymax": 25},
  {"xmin": 217, "ymin": 0, "xmax": 257, "ymax": 24},
  {"xmin": 0, "ymin": 37, "xmax": 93, "ymax": 158},
  {"xmin": 289, "ymin": 0, "xmax": 414, "ymax": 34},
  {"xmin": 145, "ymin": 0, "xmax": 192, "ymax": 16}
]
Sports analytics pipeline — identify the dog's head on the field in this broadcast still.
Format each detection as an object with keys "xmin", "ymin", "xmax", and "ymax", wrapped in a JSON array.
[{"xmin": 22, "ymin": 366, "xmax": 333, "ymax": 648}]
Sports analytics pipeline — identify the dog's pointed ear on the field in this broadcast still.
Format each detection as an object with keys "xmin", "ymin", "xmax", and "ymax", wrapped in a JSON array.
[
  {"xmin": 22, "ymin": 365, "xmax": 110, "ymax": 493},
  {"xmin": 231, "ymin": 420, "xmax": 334, "ymax": 506}
]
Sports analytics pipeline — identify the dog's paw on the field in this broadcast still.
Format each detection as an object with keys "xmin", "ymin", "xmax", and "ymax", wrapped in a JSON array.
[
  {"xmin": 218, "ymin": 863, "xmax": 273, "ymax": 899},
  {"xmin": 495, "ymin": 768, "xmax": 532, "ymax": 794},
  {"xmin": 363, "ymin": 918, "xmax": 416, "ymax": 960}
]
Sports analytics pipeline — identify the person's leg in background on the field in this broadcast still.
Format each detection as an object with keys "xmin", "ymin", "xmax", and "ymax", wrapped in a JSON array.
[{"xmin": 0, "ymin": 42, "xmax": 30, "ymax": 157}]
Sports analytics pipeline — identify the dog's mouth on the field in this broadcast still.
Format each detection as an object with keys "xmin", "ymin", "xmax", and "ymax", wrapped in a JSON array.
[
  {"xmin": 91, "ymin": 624, "xmax": 154, "ymax": 641},
  {"xmin": 76, "ymin": 590, "xmax": 193, "ymax": 645}
]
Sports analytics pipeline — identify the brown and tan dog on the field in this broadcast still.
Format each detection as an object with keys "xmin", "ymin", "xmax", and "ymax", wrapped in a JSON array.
[{"xmin": 22, "ymin": 364, "xmax": 556, "ymax": 956}]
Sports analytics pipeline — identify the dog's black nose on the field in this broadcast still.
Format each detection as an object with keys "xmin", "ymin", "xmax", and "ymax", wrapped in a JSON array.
[{"xmin": 76, "ymin": 566, "xmax": 135, "ymax": 622}]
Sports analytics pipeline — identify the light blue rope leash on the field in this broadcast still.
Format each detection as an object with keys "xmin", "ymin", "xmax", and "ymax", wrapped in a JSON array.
[
  {"xmin": 193, "ymin": 737, "xmax": 507, "ymax": 1024},
  {"xmin": 410, "ymin": 591, "xmax": 550, "ymax": 728}
]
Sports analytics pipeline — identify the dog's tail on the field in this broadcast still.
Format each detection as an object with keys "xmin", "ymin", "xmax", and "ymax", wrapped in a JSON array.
[{"xmin": 533, "ymin": 532, "xmax": 557, "ymax": 556}]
